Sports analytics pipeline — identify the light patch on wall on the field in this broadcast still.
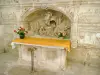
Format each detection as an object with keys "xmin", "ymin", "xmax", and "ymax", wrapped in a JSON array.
[
  {"xmin": 96, "ymin": 33, "xmax": 100, "ymax": 45},
  {"xmin": 96, "ymin": 33, "xmax": 100, "ymax": 38}
]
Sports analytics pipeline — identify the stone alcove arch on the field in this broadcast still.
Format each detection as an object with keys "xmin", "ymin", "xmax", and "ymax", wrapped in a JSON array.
[
  {"xmin": 20, "ymin": 6, "xmax": 73, "ymax": 22},
  {"xmin": 20, "ymin": 7, "xmax": 72, "ymax": 39},
  {"xmin": 19, "ymin": 5, "xmax": 77, "ymax": 48}
]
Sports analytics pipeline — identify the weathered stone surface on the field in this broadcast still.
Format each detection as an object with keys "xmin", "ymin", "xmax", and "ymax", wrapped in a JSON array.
[
  {"xmin": 1, "ymin": 51, "xmax": 99, "ymax": 75},
  {"xmin": 0, "ymin": 7, "xmax": 17, "ymax": 25},
  {"xmin": 0, "ymin": 0, "xmax": 19, "ymax": 5},
  {"xmin": 68, "ymin": 47, "xmax": 100, "ymax": 68},
  {"xmin": 77, "ymin": 5, "xmax": 100, "ymax": 47},
  {"xmin": 0, "ymin": 37, "xmax": 4, "ymax": 53},
  {"xmin": 4, "ymin": 25, "xmax": 14, "ymax": 34},
  {"xmin": 78, "ymin": 6, "xmax": 100, "ymax": 24},
  {"xmin": 0, "ymin": 25, "xmax": 4, "ymax": 53},
  {"xmin": 18, "ymin": 45, "xmax": 66, "ymax": 71},
  {"xmin": 0, "ymin": 25, "xmax": 4, "ymax": 36},
  {"xmin": 3, "ymin": 25, "xmax": 15, "ymax": 52},
  {"xmin": 4, "ymin": 33, "xmax": 13, "ymax": 52}
]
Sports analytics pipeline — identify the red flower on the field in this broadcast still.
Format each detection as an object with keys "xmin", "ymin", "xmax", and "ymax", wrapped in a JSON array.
[
  {"xmin": 14, "ymin": 30, "xmax": 17, "ymax": 32},
  {"xmin": 14, "ymin": 27, "xmax": 28, "ymax": 35}
]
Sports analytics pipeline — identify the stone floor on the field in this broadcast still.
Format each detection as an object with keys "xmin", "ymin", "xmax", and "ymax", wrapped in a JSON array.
[{"xmin": 0, "ymin": 49, "xmax": 100, "ymax": 75}]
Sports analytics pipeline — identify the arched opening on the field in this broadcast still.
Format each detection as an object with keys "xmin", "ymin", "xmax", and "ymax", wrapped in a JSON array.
[{"xmin": 22, "ymin": 9, "xmax": 71, "ymax": 39}]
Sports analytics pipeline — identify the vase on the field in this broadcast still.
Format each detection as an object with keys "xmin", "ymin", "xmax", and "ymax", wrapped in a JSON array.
[{"xmin": 19, "ymin": 34, "xmax": 25, "ymax": 39}]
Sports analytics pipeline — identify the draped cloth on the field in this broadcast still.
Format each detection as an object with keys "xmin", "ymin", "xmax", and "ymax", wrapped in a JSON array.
[{"xmin": 11, "ymin": 37, "xmax": 71, "ymax": 52}]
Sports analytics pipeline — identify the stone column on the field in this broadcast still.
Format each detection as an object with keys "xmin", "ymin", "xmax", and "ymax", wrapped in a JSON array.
[{"xmin": 71, "ymin": 4, "xmax": 80, "ymax": 48}]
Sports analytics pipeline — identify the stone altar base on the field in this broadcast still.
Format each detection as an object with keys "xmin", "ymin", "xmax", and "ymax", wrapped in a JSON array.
[{"xmin": 17, "ymin": 45, "xmax": 67, "ymax": 71}]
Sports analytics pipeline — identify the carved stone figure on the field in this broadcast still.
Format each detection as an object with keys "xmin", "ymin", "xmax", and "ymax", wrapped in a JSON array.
[
  {"xmin": 39, "ymin": 20, "xmax": 56, "ymax": 36},
  {"xmin": 25, "ymin": 9, "xmax": 71, "ymax": 38},
  {"xmin": 44, "ymin": 11, "xmax": 52, "ymax": 25}
]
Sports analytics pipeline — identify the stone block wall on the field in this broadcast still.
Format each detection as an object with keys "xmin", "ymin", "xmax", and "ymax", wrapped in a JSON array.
[
  {"xmin": 0, "ymin": 0, "xmax": 100, "ymax": 67},
  {"xmin": 77, "ymin": 4, "xmax": 100, "ymax": 47},
  {"xmin": 0, "ymin": 25, "xmax": 4, "ymax": 53},
  {"xmin": 68, "ymin": 47, "xmax": 100, "ymax": 68}
]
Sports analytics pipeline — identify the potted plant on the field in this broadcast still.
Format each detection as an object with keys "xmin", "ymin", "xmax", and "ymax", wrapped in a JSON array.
[
  {"xmin": 14, "ymin": 27, "xmax": 28, "ymax": 39},
  {"xmin": 58, "ymin": 31, "xmax": 69, "ymax": 39}
]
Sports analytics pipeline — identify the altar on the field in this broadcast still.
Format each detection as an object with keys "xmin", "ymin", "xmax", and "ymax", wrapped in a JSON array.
[
  {"xmin": 11, "ymin": 7, "xmax": 72, "ymax": 71},
  {"xmin": 11, "ymin": 37, "xmax": 71, "ymax": 71}
]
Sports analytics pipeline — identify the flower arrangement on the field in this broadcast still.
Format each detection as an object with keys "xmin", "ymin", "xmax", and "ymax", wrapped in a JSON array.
[
  {"xmin": 58, "ymin": 31, "xmax": 69, "ymax": 39},
  {"xmin": 14, "ymin": 27, "xmax": 28, "ymax": 39}
]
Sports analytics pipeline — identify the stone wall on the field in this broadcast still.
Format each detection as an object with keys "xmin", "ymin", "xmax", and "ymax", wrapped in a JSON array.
[
  {"xmin": 0, "ymin": 0, "xmax": 17, "ymax": 53},
  {"xmin": 0, "ymin": 0, "xmax": 100, "ymax": 67},
  {"xmin": 68, "ymin": 47, "xmax": 100, "ymax": 68},
  {"xmin": 77, "ymin": 4, "xmax": 100, "ymax": 48}
]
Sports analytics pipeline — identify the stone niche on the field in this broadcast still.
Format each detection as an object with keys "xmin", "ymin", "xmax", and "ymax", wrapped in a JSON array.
[
  {"xmin": 23, "ymin": 9, "xmax": 71, "ymax": 38},
  {"xmin": 18, "ymin": 8, "xmax": 71, "ymax": 71}
]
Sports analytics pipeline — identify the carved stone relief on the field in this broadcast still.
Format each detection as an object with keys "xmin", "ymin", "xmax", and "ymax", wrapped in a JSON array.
[
  {"xmin": 0, "ymin": 9, "xmax": 17, "ymax": 25},
  {"xmin": 78, "ymin": 27, "xmax": 100, "ymax": 48},
  {"xmin": 21, "ymin": 6, "xmax": 33, "ymax": 13},
  {"xmin": 78, "ymin": 6, "xmax": 100, "ymax": 24},
  {"xmin": 24, "ymin": 9, "xmax": 71, "ymax": 38}
]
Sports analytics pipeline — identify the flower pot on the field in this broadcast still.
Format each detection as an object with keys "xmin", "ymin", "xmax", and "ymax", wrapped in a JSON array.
[{"xmin": 19, "ymin": 34, "xmax": 25, "ymax": 39}]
